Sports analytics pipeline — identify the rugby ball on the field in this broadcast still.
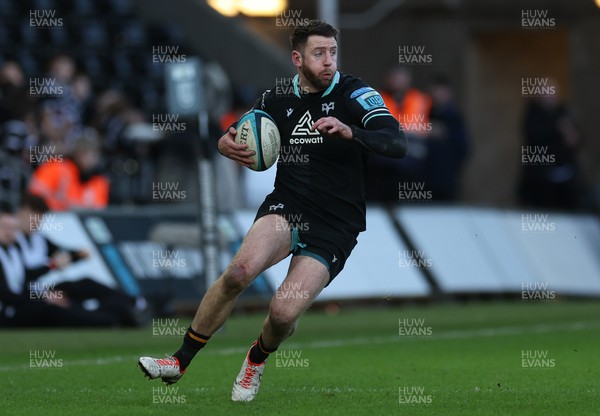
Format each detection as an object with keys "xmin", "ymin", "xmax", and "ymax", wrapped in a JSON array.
[{"xmin": 234, "ymin": 109, "xmax": 280, "ymax": 171}]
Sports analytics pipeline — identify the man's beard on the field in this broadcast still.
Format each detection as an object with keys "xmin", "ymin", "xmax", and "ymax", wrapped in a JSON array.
[{"xmin": 300, "ymin": 66, "xmax": 333, "ymax": 91}]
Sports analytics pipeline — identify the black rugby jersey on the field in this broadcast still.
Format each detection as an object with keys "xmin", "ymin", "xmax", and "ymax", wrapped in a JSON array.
[{"xmin": 252, "ymin": 71, "xmax": 400, "ymax": 233}]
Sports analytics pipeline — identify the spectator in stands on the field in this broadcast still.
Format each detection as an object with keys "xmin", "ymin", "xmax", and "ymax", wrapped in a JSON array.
[
  {"xmin": 29, "ymin": 131, "xmax": 109, "ymax": 210},
  {"xmin": 0, "ymin": 205, "xmax": 74, "ymax": 326},
  {"xmin": 0, "ymin": 205, "xmax": 26, "ymax": 310},
  {"xmin": 93, "ymin": 89, "xmax": 146, "ymax": 154},
  {"xmin": 14, "ymin": 193, "xmax": 147, "ymax": 326},
  {"xmin": 15, "ymin": 193, "xmax": 90, "ymax": 269},
  {"xmin": 48, "ymin": 54, "xmax": 77, "ymax": 86},
  {"xmin": 0, "ymin": 61, "xmax": 36, "ymax": 127},
  {"xmin": 381, "ymin": 67, "xmax": 431, "ymax": 134},
  {"xmin": 72, "ymin": 72, "xmax": 95, "ymax": 126},
  {"xmin": 423, "ymin": 75, "xmax": 470, "ymax": 201},
  {"xmin": 0, "ymin": 60, "xmax": 25, "ymax": 89},
  {"xmin": 0, "ymin": 63, "xmax": 38, "ymax": 209},
  {"xmin": 0, "ymin": 202, "xmax": 145, "ymax": 328},
  {"xmin": 0, "ymin": 123, "xmax": 35, "ymax": 209},
  {"xmin": 518, "ymin": 79, "xmax": 582, "ymax": 210},
  {"xmin": 38, "ymin": 54, "xmax": 83, "ymax": 156},
  {"xmin": 93, "ymin": 89, "xmax": 159, "ymax": 204},
  {"xmin": 367, "ymin": 67, "xmax": 431, "ymax": 201}
]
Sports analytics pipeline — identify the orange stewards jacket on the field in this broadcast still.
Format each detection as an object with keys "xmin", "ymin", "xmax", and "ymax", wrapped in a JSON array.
[
  {"xmin": 381, "ymin": 89, "xmax": 431, "ymax": 133},
  {"xmin": 29, "ymin": 160, "xmax": 109, "ymax": 211}
]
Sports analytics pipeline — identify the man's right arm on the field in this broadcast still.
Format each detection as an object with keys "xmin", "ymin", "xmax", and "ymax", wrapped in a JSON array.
[
  {"xmin": 217, "ymin": 90, "xmax": 274, "ymax": 167},
  {"xmin": 217, "ymin": 127, "xmax": 255, "ymax": 168}
]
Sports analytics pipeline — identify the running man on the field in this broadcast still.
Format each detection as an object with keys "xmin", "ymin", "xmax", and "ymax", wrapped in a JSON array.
[{"xmin": 139, "ymin": 20, "xmax": 407, "ymax": 402}]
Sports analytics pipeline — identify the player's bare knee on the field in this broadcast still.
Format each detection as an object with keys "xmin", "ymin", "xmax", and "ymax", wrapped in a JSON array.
[{"xmin": 222, "ymin": 262, "xmax": 254, "ymax": 294}]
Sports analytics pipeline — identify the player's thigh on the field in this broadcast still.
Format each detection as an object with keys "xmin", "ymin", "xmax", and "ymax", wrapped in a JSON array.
[
  {"xmin": 229, "ymin": 214, "xmax": 292, "ymax": 279},
  {"xmin": 269, "ymin": 255, "xmax": 329, "ymax": 323}
]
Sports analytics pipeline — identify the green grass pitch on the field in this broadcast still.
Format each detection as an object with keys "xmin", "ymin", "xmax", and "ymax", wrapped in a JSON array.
[{"xmin": 1, "ymin": 300, "xmax": 599, "ymax": 415}]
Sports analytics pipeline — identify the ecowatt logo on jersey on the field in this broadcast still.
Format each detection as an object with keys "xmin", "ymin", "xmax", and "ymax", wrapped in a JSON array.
[{"xmin": 290, "ymin": 111, "xmax": 323, "ymax": 145}]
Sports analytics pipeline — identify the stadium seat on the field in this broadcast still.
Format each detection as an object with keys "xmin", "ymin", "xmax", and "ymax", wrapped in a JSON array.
[
  {"xmin": 70, "ymin": 0, "xmax": 97, "ymax": 18},
  {"xmin": 0, "ymin": 23, "xmax": 16, "ymax": 47},
  {"xmin": 78, "ymin": 53, "xmax": 109, "ymax": 88},
  {"xmin": 0, "ymin": 0, "xmax": 17, "ymax": 18},
  {"xmin": 19, "ymin": 19, "xmax": 44, "ymax": 47},
  {"xmin": 47, "ymin": 23, "xmax": 70, "ymax": 47},
  {"xmin": 0, "ymin": 0, "xmax": 204, "ymax": 155},
  {"xmin": 112, "ymin": 50, "xmax": 136, "ymax": 80},
  {"xmin": 15, "ymin": 50, "xmax": 39, "ymax": 75},
  {"xmin": 79, "ymin": 20, "xmax": 110, "ymax": 49},
  {"xmin": 32, "ymin": 0, "xmax": 57, "ymax": 11},
  {"xmin": 109, "ymin": 0, "xmax": 135, "ymax": 18},
  {"xmin": 118, "ymin": 20, "xmax": 148, "ymax": 48}
]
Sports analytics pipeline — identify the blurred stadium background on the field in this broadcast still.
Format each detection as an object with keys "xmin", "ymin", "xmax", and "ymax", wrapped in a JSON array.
[
  {"xmin": 0, "ymin": 0, "xmax": 600, "ymax": 414},
  {"xmin": 2, "ymin": 0, "xmax": 599, "ymax": 309},
  {"xmin": 1, "ymin": 1, "xmax": 600, "ymax": 413}
]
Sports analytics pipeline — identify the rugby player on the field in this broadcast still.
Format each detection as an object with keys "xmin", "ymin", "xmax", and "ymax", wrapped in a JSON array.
[{"xmin": 139, "ymin": 20, "xmax": 407, "ymax": 402}]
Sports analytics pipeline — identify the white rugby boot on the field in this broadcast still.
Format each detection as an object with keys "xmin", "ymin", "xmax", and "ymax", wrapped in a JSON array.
[
  {"xmin": 231, "ymin": 342, "xmax": 267, "ymax": 402},
  {"xmin": 138, "ymin": 356, "xmax": 185, "ymax": 385}
]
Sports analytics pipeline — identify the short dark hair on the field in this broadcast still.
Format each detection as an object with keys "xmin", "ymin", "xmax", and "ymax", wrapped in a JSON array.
[
  {"xmin": 19, "ymin": 192, "xmax": 49, "ymax": 214},
  {"xmin": 290, "ymin": 20, "xmax": 338, "ymax": 52}
]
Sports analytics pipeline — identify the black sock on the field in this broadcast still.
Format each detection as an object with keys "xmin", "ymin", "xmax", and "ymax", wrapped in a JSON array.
[
  {"xmin": 248, "ymin": 334, "xmax": 278, "ymax": 364},
  {"xmin": 173, "ymin": 326, "xmax": 210, "ymax": 370}
]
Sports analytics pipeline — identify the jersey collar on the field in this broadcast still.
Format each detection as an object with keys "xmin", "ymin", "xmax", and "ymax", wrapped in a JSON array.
[{"xmin": 293, "ymin": 71, "xmax": 340, "ymax": 98}]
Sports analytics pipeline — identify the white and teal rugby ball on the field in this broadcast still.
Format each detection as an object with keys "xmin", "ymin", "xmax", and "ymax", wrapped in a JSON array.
[{"xmin": 234, "ymin": 109, "xmax": 281, "ymax": 171}]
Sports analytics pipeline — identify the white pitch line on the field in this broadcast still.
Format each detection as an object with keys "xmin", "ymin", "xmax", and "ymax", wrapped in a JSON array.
[
  {"xmin": 0, "ymin": 320, "xmax": 597, "ymax": 373},
  {"xmin": 183, "ymin": 385, "xmax": 392, "ymax": 394}
]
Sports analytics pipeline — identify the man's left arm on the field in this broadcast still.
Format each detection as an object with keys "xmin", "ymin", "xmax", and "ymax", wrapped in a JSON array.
[
  {"xmin": 349, "ymin": 116, "xmax": 407, "ymax": 158},
  {"xmin": 311, "ymin": 85, "xmax": 407, "ymax": 158}
]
